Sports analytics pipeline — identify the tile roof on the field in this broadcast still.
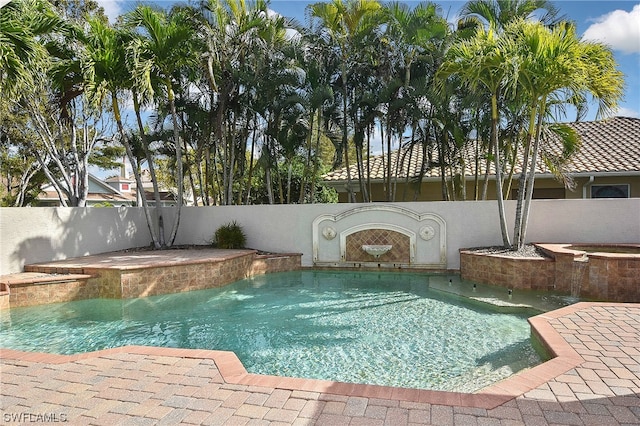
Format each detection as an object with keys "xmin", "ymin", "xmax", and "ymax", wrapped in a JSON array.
[
  {"xmin": 322, "ymin": 116, "xmax": 640, "ymax": 182},
  {"xmin": 38, "ymin": 190, "xmax": 134, "ymax": 203}
]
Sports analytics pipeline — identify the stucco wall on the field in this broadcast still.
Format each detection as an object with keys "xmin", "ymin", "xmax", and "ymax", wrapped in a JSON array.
[
  {"xmin": 2, "ymin": 199, "xmax": 639, "ymax": 275},
  {"xmin": 0, "ymin": 207, "xmax": 152, "ymax": 275}
]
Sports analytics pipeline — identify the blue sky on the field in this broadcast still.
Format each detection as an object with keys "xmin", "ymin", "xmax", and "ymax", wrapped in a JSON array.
[{"xmin": 100, "ymin": 0, "xmax": 640, "ymax": 121}]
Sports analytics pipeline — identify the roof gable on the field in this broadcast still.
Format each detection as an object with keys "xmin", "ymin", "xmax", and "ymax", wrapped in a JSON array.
[{"xmin": 38, "ymin": 174, "xmax": 136, "ymax": 203}]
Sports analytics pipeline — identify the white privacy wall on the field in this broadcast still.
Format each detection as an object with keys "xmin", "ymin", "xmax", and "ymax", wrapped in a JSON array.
[
  {"xmin": 0, "ymin": 207, "xmax": 152, "ymax": 275},
  {"xmin": 2, "ymin": 199, "xmax": 639, "ymax": 274}
]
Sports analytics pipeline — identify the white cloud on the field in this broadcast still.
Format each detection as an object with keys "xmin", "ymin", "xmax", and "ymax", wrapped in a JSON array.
[
  {"xmin": 0, "ymin": 1, "xmax": 11, "ymax": 9},
  {"xmin": 96, "ymin": 0, "xmax": 125, "ymax": 23},
  {"xmin": 582, "ymin": 4, "xmax": 640, "ymax": 54},
  {"xmin": 614, "ymin": 106, "xmax": 640, "ymax": 118}
]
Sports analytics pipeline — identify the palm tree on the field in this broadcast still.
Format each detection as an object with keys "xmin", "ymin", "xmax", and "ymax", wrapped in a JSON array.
[
  {"xmin": 0, "ymin": 0, "xmax": 61, "ymax": 98},
  {"xmin": 298, "ymin": 33, "xmax": 335, "ymax": 203},
  {"xmin": 250, "ymin": 3, "xmax": 306, "ymax": 204},
  {"xmin": 382, "ymin": 2, "xmax": 449, "ymax": 201},
  {"xmin": 195, "ymin": 0, "xmax": 274, "ymax": 205},
  {"xmin": 458, "ymin": 0, "xmax": 562, "ymax": 31},
  {"xmin": 505, "ymin": 20, "xmax": 623, "ymax": 249},
  {"xmin": 456, "ymin": 0, "xmax": 564, "ymax": 202},
  {"xmin": 80, "ymin": 17, "xmax": 164, "ymax": 247},
  {"xmin": 126, "ymin": 5, "xmax": 197, "ymax": 244},
  {"xmin": 438, "ymin": 26, "xmax": 514, "ymax": 246},
  {"xmin": 442, "ymin": 16, "xmax": 623, "ymax": 250},
  {"xmin": 309, "ymin": 0, "xmax": 382, "ymax": 203}
]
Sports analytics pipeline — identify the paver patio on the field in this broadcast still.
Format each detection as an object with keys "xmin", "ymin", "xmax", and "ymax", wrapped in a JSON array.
[{"xmin": 1, "ymin": 302, "xmax": 639, "ymax": 425}]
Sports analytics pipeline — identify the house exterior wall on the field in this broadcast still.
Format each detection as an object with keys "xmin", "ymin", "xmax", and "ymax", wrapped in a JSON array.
[
  {"xmin": 569, "ymin": 175, "xmax": 640, "ymax": 199},
  {"xmin": 1, "ymin": 199, "xmax": 638, "ymax": 275},
  {"xmin": 334, "ymin": 175, "xmax": 640, "ymax": 202}
]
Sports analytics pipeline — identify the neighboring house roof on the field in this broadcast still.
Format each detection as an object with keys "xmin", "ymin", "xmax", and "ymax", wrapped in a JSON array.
[
  {"xmin": 104, "ymin": 175, "xmax": 134, "ymax": 184},
  {"xmin": 134, "ymin": 169, "xmax": 156, "ymax": 190},
  {"xmin": 144, "ymin": 190, "xmax": 176, "ymax": 202},
  {"xmin": 37, "ymin": 191, "xmax": 134, "ymax": 204},
  {"xmin": 37, "ymin": 172, "xmax": 180, "ymax": 206},
  {"xmin": 38, "ymin": 174, "xmax": 135, "ymax": 205},
  {"xmin": 322, "ymin": 116, "xmax": 640, "ymax": 182}
]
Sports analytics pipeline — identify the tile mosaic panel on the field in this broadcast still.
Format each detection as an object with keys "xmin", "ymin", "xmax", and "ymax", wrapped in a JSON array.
[{"xmin": 345, "ymin": 229, "xmax": 410, "ymax": 263}]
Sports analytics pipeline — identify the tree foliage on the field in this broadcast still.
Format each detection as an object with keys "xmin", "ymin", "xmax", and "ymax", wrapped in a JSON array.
[{"xmin": 0, "ymin": 0, "xmax": 624, "ymax": 251}]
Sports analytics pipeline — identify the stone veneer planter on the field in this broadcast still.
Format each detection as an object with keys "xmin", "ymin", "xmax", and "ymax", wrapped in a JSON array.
[
  {"xmin": 459, "ymin": 248, "xmax": 555, "ymax": 291},
  {"xmin": 460, "ymin": 244, "xmax": 640, "ymax": 302}
]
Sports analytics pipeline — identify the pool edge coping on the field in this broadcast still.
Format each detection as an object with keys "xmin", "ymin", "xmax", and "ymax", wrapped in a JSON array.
[{"xmin": 4, "ymin": 301, "xmax": 634, "ymax": 410}]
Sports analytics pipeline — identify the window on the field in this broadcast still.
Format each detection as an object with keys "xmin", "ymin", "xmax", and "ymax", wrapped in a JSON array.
[
  {"xmin": 591, "ymin": 184, "xmax": 629, "ymax": 198},
  {"xmin": 121, "ymin": 184, "xmax": 129, "ymax": 191},
  {"xmin": 511, "ymin": 187, "xmax": 565, "ymax": 199}
]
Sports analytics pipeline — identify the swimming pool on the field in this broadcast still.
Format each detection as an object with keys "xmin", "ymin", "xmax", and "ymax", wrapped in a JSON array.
[{"xmin": 0, "ymin": 270, "xmax": 551, "ymax": 392}]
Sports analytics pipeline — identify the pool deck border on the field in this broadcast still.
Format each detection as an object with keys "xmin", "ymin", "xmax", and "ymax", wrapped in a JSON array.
[
  {"xmin": 2, "ymin": 302, "xmax": 640, "ymax": 425},
  {"xmin": 0, "ymin": 303, "xmax": 587, "ymax": 410},
  {"xmin": 1, "ymin": 250, "xmax": 639, "ymax": 424}
]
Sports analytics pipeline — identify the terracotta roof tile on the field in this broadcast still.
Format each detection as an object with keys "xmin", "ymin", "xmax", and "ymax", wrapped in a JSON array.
[{"xmin": 322, "ymin": 116, "xmax": 640, "ymax": 182}]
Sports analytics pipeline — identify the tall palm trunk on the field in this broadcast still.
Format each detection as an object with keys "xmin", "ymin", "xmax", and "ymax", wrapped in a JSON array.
[
  {"xmin": 286, "ymin": 160, "xmax": 293, "ymax": 204},
  {"xmin": 491, "ymin": 94, "xmax": 511, "ymax": 247},
  {"xmin": 513, "ymin": 105, "xmax": 538, "ymax": 249},
  {"xmin": 113, "ymin": 93, "xmax": 161, "ymax": 248},
  {"xmin": 133, "ymin": 92, "xmax": 165, "ymax": 246},
  {"xmin": 341, "ymin": 65, "xmax": 355, "ymax": 203},
  {"xmin": 225, "ymin": 117, "xmax": 237, "ymax": 205},
  {"xmin": 299, "ymin": 109, "xmax": 315, "ymax": 203},
  {"xmin": 265, "ymin": 163, "xmax": 274, "ymax": 204},
  {"xmin": 166, "ymin": 82, "xmax": 183, "ymax": 247},
  {"xmin": 310, "ymin": 109, "xmax": 323, "ymax": 203},
  {"xmin": 245, "ymin": 113, "xmax": 258, "ymax": 205},
  {"xmin": 518, "ymin": 102, "xmax": 546, "ymax": 250},
  {"xmin": 386, "ymin": 115, "xmax": 393, "ymax": 201}
]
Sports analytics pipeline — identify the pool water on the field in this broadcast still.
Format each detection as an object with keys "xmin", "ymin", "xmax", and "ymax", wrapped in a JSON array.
[{"xmin": 1, "ymin": 271, "xmax": 550, "ymax": 392}]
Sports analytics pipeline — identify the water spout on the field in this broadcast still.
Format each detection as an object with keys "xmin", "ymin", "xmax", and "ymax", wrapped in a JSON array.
[
  {"xmin": 571, "ymin": 256, "xmax": 589, "ymax": 298},
  {"xmin": 362, "ymin": 245, "xmax": 392, "ymax": 258}
]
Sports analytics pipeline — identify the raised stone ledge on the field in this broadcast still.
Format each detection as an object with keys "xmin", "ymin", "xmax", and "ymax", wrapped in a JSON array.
[
  {"xmin": 0, "ymin": 272, "xmax": 96, "ymax": 309},
  {"xmin": 1, "ymin": 251, "xmax": 302, "ymax": 310},
  {"xmin": 461, "ymin": 244, "xmax": 640, "ymax": 302},
  {"xmin": 459, "ymin": 248, "xmax": 555, "ymax": 291}
]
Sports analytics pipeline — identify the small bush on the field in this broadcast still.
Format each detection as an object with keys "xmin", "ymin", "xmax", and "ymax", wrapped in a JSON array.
[
  {"xmin": 93, "ymin": 202, "xmax": 115, "ymax": 208},
  {"xmin": 213, "ymin": 221, "xmax": 247, "ymax": 249}
]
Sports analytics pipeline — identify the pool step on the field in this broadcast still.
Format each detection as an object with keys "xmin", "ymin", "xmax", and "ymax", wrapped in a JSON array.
[
  {"xmin": 0, "ymin": 272, "xmax": 96, "ymax": 310},
  {"xmin": 1, "ymin": 271, "xmax": 94, "ymax": 285}
]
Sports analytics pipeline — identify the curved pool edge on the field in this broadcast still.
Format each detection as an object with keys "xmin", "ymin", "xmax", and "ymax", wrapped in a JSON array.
[{"xmin": 4, "ymin": 302, "xmax": 633, "ymax": 411}]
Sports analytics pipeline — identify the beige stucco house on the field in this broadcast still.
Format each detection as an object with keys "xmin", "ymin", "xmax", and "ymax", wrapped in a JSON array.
[{"xmin": 323, "ymin": 116, "xmax": 640, "ymax": 202}]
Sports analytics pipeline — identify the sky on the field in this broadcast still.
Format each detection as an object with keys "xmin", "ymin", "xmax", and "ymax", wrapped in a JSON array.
[{"xmin": 98, "ymin": 0, "xmax": 640, "ymax": 121}]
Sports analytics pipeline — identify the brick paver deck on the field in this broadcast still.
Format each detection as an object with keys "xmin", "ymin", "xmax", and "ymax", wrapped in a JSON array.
[{"xmin": 1, "ymin": 302, "xmax": 639, "ymax": 425}]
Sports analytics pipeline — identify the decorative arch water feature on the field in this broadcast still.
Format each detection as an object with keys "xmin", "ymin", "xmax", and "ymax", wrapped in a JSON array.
[{"xmin": 312, "ymin": 205, "xmax": 446, "ymax": 269}]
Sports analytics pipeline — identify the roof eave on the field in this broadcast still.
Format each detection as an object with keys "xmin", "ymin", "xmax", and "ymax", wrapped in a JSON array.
[{"xmin": 323, "ymin": 170, "xmax": 640, "ymax": 186}]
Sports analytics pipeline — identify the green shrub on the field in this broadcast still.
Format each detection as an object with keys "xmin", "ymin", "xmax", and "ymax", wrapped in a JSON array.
[
  {"xmin": 213, "ymin": 221, "xmax": 247, "ymax": 249},
  {"xmin": 92, "ymin": 202, "xmax": 115, "ymax": 208}
]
